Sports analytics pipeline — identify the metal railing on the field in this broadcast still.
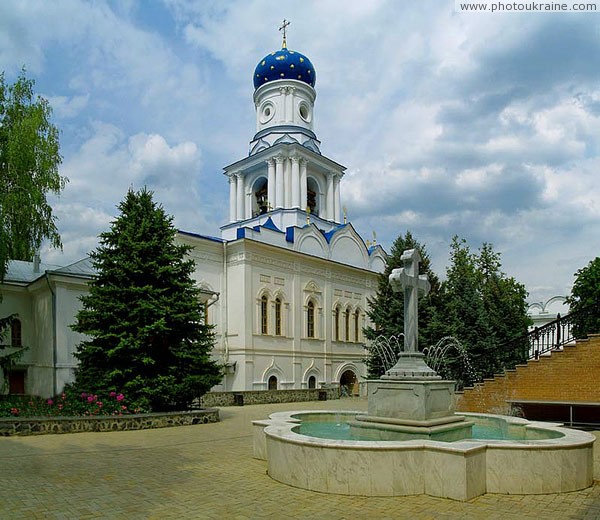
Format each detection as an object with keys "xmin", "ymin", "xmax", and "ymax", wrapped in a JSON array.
[{"xmin": 510, "ymin": 300, "xmax": 600, "ymax": 362}]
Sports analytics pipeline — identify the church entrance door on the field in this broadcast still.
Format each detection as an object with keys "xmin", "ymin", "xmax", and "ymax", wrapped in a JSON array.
[{"xmin": 339, "ymin": 370, "xmax": 358, "ymax": 396}]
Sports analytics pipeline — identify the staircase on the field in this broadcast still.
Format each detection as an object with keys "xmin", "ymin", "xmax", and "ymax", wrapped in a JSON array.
[{"xmin": 456, "ymin": 333, "xmax": 600, "ymax": 415}]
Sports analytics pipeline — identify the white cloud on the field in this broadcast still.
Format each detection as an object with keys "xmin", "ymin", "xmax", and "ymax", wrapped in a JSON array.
[
  {"xmin": 44, "ymin": 94, "xmax": 90, "ymax": 119},
  {"xmin": 46, "ymin": 123, "xmax": 214, "ymax": 265}
]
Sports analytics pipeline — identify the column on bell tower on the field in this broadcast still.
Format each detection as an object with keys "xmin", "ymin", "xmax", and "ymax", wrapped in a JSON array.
[
  {"xmin": 236, "ymin": 172, "xmax": 245, "ymax": 221},
  {"xmin": 284, "ymin": 156, "xmax": 292, "ymax": 207},
  {"xmin": 267, "ymin": 158, "xmax": 275, "ymax": 210},
  {"xmin": 334, "ymin": 174, "xmax": 341, "ymax": 223},
  {"xmin": 326, "ymin": 172, "xmax": 335, "ymax": 221},
  {"xmin": 275, "ymin": 156, "xmax": 284, "ymax": 208},
  {"xmin": 291, "ymin": 155, "xmax": 300, "ymax": 208},
  {"xmin": 229, "ymin": 174, "xmax": 237, "ymax": 222}
]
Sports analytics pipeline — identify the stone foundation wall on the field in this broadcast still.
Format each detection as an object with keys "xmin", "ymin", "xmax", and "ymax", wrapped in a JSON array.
[
  {"xmin": 0, "ymin": 409, "xmax": 219, "ymax": 437},
  {"xmin": 457, "ymin": 334, "xmax": 600, "ymax": 413},
  {"xmin": 200, "ymin": 387, "xmax": 340, "ymax": 407}
]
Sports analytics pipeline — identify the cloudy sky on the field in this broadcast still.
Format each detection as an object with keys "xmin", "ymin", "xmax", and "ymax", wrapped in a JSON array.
[{"xmin": 1, "ymin": 0, "xmax": 599, "ymax": 304}]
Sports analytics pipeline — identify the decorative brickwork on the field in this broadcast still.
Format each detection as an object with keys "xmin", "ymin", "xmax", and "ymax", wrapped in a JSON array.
[
  {"xmin": 200, "ymin": 387, "xmax": 340, "ymax": 407},
  {"xmin": 456, "ymin": 334, "xmax": 600, "ymax": 413},
  {"xmin": 0, "ymin": 409, "xmax": 219, "ymax": 437}
]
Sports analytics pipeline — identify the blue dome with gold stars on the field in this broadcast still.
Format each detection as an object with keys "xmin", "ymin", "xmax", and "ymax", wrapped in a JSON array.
[{"xmin": 253, "ymin": 47, "xmax": 316, "ymax": 90}]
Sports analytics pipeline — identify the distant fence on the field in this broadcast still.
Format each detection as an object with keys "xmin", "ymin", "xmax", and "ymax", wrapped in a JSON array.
[{"xmin": 199, "ymin": 387, "xmax": 341, "ymax": 407}]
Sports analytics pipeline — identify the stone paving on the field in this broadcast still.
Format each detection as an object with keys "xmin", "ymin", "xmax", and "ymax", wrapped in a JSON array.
[{"xmin": 1, "ymin": 398, "xmax": 599, "ymax": 519}]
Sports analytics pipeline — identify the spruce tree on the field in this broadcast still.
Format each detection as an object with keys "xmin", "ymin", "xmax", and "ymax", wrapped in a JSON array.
[
  {"xmin": 364, "ymin": 231, "xmax": 442, "ymax": 377},
  {"xmin": 442, "ymin": 237, "xmax": 495, "ymax": 385},
  {"xmin": 72, "ymin": 188, "xmax": 222, "ymax": 411},
  {"xmin": 440, "ymin": 238, "xmax": 531, "ymax": 385},
  {"xmin": 476, "ymin": 243, "xmax": 530, "ymax": 368}
]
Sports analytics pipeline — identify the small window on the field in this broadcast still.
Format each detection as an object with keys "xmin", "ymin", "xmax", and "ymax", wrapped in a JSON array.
[
  {"xmin": 261, "ymin": 295, "xmax": 268, "ymax": 334},
  {"xmin": 8, "ymin": 370, "xmax": 25, "ymax": 394},
  {"xmin": 275, "ymin": 298, "xmax": 282, "ymax": 336},
  {"xmin": 11, "ymin": 318, "xmax": 22, "ymax": 347},
  {"xmin": 308, "ymin": 375, "xmax": 316, "ymax": 389},
  {"xmin": 334, "ymin": 307, "xmax": 340, "ymax": 341},
  {"xmin": 307, "ymin": 301, "xmax": 315, "ymax": 338},
  {"xmin": 345, "ymin": 310, "xmax": 350, "ymax": 342},
  {"xmin": 268, "ymin": 375, "xmax": 278, "ymax": 390},
  {"xmin": 354, "ymin": 310, "xmax": 360, "ymax": 343}
]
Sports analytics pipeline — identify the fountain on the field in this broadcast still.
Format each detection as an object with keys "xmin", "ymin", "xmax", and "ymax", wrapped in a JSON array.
[
  {"xmin": 253, "ymin": 249, "xmax": 595, "ymax": 500},
  {"xmin": 350, "ymin": 249, "xmax": 473, "ymax": 442}
]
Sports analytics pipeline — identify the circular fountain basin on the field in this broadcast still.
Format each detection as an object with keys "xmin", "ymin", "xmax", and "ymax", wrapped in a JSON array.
[{"xmin": 252, "ymin": 410, "xmax": 595, "ymax": 501}]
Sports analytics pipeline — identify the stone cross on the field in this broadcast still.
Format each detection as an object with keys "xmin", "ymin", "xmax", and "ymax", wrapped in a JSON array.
[{"xmin": 389, "ymin": 249, "xmax": 430, "ymax": 353}]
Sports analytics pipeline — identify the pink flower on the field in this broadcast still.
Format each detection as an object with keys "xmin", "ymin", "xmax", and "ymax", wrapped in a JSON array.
[
  {"xmin": 47, "ymin": 399, "xmax": 54, "ymax": 405},
  {"xmin": 81, "ymin": 392, "xmax": 87, "ymax": 399},
  {"xmin": 87, "ymin": 395, "xmax": 96, "ymax": 402},
  {"xmin": 58, "ymin": 404, "xmax": 63, "ymax": 410},
  {"xmin": 97, "ymin": 401, "xmax": 103, "ymax": 407},
  {"xmin": 121, "ymin": 405, "xmax": 127, "ymax": 410},
  {"xmin": 10, "ymin": 408, "xmax": 19, "ymax": 416},
  {"xmin": 116, "ymin": 393, "xmax": 125, "ymax": 402},
  {"xmin": 109, "ymin": 391, "xmax": 117, "ymax": 397},
  {"xmin": 61, "ymin": 393, "xmax": 66, "ymax": 400}
]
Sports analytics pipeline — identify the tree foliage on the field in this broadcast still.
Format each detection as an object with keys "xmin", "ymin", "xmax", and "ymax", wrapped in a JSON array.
[
  {"xmin": 71, "ymin": 188, "xmax": 222, "ymax": 411},
  {"xmin": 566, "ymin": 256, "xmax": 600, "ymax": 338},
  {"xmin": 0, "ymin": 69, "xmax": 66, "ymax": 281},
  {"xmin": 0, "ymin": 69, "xmax": 64, "ymax": 381},
  {"xmin": 434, "ymin": 238, "xmax": 530, "ymax": 384},
  {"xmin": 365, "ymin": 234, "xmax": 531, "ymax": 386}
]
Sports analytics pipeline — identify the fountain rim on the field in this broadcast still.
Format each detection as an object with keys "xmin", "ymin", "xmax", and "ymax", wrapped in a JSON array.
[{"xmin": 258, "ymin": 410, "xmax": 595, "ymax": 451}]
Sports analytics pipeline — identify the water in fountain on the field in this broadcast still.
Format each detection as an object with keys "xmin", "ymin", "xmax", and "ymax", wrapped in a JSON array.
[
  {"xmin": 365, "ymin": 334, "xmax": 404, "ymax": 373},
  {"xmin": 423, "ymin": 336, "xmax": 478, "ymax": 389}
]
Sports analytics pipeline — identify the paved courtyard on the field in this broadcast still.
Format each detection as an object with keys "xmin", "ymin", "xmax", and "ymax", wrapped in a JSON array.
[{"xmin": 1, "ymin": 398, "xmax": 599, "ymax": 519}]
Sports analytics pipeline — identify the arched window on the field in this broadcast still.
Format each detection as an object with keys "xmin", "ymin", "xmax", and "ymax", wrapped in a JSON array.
[
  {"xmin": 253, "ymin": 177, "xmax": 269, "ymax": 216},
  {"xmin": 261, "ymin": 295, "xmax": 268, "ymax": 334},
  {"xmin": 268, "ymin": 375, "xmax": 278, "ymax": 390},
  {"xmin": 344, "ymin": 309, "xmax": 350, "ymax": 342},
  {"xmin": 11, "ymin": 318, "xmax": 22, "ymax": 347},
  {"xmin": 306, "ymin": 178, "xmax": 320, "ymax": 216},
  {"xmin": 334, "ymin": 306, "xmax": 340, "ymax": 341},
  {"xmin": 307, "ymin": 301, "xmax": 315, "ymax": 338},
  {"xmin": 275, "ymin": 298, "xmax": 282, "ymax": 336},
  {"xmin": 308, "ymin": 375, "xmax": 316, "ymax": 389},
  {"xmin": 354, "ymin": 309, "xmax": 360, "ymax": 343}
]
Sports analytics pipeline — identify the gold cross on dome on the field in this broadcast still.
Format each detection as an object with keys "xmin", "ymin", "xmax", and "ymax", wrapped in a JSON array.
[{"xmin": 279, "ymin": 19, "xmax": 290, "ymax": 48}]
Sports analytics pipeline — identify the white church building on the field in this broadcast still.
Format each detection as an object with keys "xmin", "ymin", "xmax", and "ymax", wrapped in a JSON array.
[{"xmin": 0, "ymin": 36, "xmax": 386, "ymax": 398}]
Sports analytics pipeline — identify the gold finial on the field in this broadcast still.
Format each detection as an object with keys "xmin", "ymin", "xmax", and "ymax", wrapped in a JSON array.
[
  {"xmin": 343, "ymin": 206, "xmax": 347, "ymax": 224},
  {"xmin": 279, "ymin": 19, "xmax": 290, "ymax": 49},
  {"xmin": 306, "ymin": 205, "xmax": 311, "ymax": 225},
  {"xmin": 372, "ymin": 231, "xmax": 377, "ymax": 245},
  {"xmin": 366, "ymin": 240, "xmax": 371, "ymax": 248}
]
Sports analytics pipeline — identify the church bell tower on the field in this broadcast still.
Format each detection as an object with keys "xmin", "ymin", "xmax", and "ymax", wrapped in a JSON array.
[{"xmin": 221, "ymin": 22, "xmax": 345, "ymax": 240}]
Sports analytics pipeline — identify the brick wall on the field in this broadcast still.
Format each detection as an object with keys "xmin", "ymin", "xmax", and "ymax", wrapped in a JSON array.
[{"xmin": 456, "ymin": 334, "xmax": 600, "ymax": 414}]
